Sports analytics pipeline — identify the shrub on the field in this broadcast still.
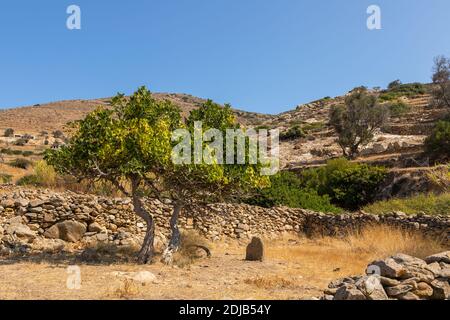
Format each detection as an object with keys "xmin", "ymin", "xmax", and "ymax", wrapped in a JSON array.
[
  {"xmin": 425, "ymin": 121, "xmax": 450, "ymax": 162},
  {"xmin": 298, "ymin": 158, "xmax": 387, "ymax": 210},
  {"xmin": 245, "ymin": 171, "xmax": 342, "ymax": 213},
  {"xmin": 16, "ymin": 175, "xmax": 40, "ymax": 186},
  {"xmin": 4, "ymin": 128, "xmax": 14, "ymax": 137},
  {"xmin": 363, "ymin": 193, "xmax": 450, "ymax": 216},
  {"xmin": 388, "ymin": 100, "xmax": 411, "ymax": 117},
  {"xmin": 52, "ymin": 130, "xmax": 64, "ymax": 138},
  {"xmin": 0, "ymin": 173, "xmax": 12, "ymax": 184},
  {"xmin": 34, "ymin": 160, "xmax": 57, "ymax": 187},
  {"xmin": 379, "ymin": 82, "xmax": 427, "ymax": 102},
  {"xmin": 8, "ymin": 158, "xmax": 33, "ymax": 169},
  {"xmin": 280, "ymin": 125, "xmax": 305, "ymax": 141},
  {"xmin": 22, "ymin": 151, "xmax": 34, "ymax": 157},
  {"xmin": 14, "ymin": 138, "xmax": 28, "ymax": 146}
]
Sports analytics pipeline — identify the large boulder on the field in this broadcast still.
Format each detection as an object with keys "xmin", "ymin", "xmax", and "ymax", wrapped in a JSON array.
[
  {"xmin": 44, "ymin": 221, "xmax": 86, "ymax": 242},
  {"xmin": 333, "ymin": 284, "xmax": 367, "ymax": 300},
  {"xmin": 369, "ymin": 258, "xmax": 405, "ymax": 278},
  {"xmin": 245, "ymin": 237, "xmax": 264, "ymax": 262}
]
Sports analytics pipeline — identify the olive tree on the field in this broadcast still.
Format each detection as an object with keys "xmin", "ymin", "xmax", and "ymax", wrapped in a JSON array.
[
  {"xmin": 431, "ymin": 55, "xmax": 450, "ymax": 109},
  {"xmin": 330, "ymin": 87, "xmax": 389, "ymax": 159}
]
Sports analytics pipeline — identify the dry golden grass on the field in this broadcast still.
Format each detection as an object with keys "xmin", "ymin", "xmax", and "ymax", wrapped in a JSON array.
[
  {"xmin": 0, "ymin": 224, "xmax": 446, "ymax": 300},
  {"xmin": 244, "ymin": 275, "xmax": 297, "ymax": 289},
  {"xmin": 264, "ymin": 224, "xmax": 446, "ymax": 288}
]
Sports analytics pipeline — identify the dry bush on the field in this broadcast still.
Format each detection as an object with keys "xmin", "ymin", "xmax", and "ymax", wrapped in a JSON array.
[
  {"xmin": 244, "ymin": 275, "xmax": 297, "ymax": 289},
  {"xmin": 112, "ymin": 279, "xmax": 141, "ymax": 299},
  {"xmin": 172, "ymin": 230, "xmax": 211, "ymax": 267}
]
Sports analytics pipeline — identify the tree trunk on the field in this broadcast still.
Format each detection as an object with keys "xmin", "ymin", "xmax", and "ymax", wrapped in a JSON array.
[
  {"xmin": 162, "ymin": 202, "xmax": 182, "ymax": 265},
  {"xmin": 131, "ymin": 181, "xmax": 155, "ymax": 264}
]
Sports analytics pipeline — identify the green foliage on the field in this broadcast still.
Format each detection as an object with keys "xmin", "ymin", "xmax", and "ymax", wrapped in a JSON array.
[
  {"xmin": 4, "ymin": 128, "xmax": 14, "ymax": 137},
  {"xmin": 388, "ymin": 100, "xmax": 411, "ymax": 117},
  {"xmin": 34, "ymin": 160, "xmax": 57, "ymax": 187},
  {"xmin": 424, "ymin": 120, "xmax": 450, "ymax": 161},
  {"xmin": 364, "ymin": 193, "xmax": 450, "ymax": 216},
  {"xmin": 245, "ymin": 171, "xmax": 342, "ymax": 213},
  {"xmin": 379, "ymin": 82, "xmax": 427, "ymax": 102},
  {"xmin": 330, "ymin": 88, "xmax": 389, "ymax": 158},
  {"xmin": 1, "ymin": 148, "xmax": 34, "ymax": 157},
  {"xmin": 14, "ymin": 138, "xmax": 28, "ymax": 146},
  {"xmin": 45, "ymin": 87, "xmax": 268, "ymax": 205},
  {"xmin": 280, "ymin": 125, "xmax": 305, "ymax": 141},
  {"xmin": 298, "ymin": 158, "xmax": 387, "ymax": 210},
  {"xmin": 16, "ymin": 175, "xmax": 40, "ymax": 186},
  {"xmin": 0, "ymin": 173, "xmax": 12, "ymax": 184},
  {"xmin": 8, "ymin": 158, "xmax": 33, "ymax": 169}
]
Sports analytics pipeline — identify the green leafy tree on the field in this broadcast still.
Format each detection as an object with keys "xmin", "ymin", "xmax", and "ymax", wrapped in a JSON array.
[
  {"xmin": 46, "ymin": 88, "xmax": 270, "ymax": 264},
  {"xmin": 431, "ymin": 55, "xmax": 450, "ymax": 108},
  {"xmin": 45, "ymin": 87, "xmax": 181, "ymax": 264},
  {"xmin": 160, "ymin": 100, "xmax": 270, "ymax": 263},
  {"xmin": 330, "ymin": 88, "xmax": 389, "ymax": 159},
  {"xmin": 425, "ymin": 120, "xmax": 450, "ymax": 162}
]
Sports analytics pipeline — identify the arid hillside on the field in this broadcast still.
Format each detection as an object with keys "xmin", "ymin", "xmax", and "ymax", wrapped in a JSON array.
[{"xmin": 0, "ymin": 93, "xmax": 271, "ymax": 135}]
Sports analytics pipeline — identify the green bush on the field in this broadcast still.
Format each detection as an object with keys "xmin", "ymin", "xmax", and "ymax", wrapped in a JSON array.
[
  {"xmin": 280, "ymin": 125, "xmax": 305, "ymax": 141},
  {"xmin": 245, "ymin": 171, "xmax": 342, "ymax": 213},
  {"xmin": 4, "ymin": 128, "xmax": 14, "ymax": 137},
  {"xmin": 425, "ymin": 120, "xmax": 450, "ymax": 161},
  {"xmin": 298, "ymin": 158, "xmax": 387, "ymax": 210},
  {"xmin": 22, "ymin": 151, "xmax": 34, "ymax": 157},
  {"xmin": 0, "ymin": 174, "xmax": 12, "ymax": 184},
  {"xmin": 364, "ymin": 193, "xmax": 450, "ymax": 216},
  {"xmin": 388, "ymin": 101, "xmax": 411, "ymax": 117},
  {"xmin": 379, "ymin": 82, "xmax": 427, "ymax": 102},
  {"xmin": 17, "ymin": 175, "xmax": 40, "ymax": 186},
  {"xmin": 8, "ymin": 158, "xmax": 33, "ymax": 169}
]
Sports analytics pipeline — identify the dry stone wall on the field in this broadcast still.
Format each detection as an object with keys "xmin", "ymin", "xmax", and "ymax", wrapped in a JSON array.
[{"xmin": 0, "ymin": 187, "xmax": 448, "ymax": 251}]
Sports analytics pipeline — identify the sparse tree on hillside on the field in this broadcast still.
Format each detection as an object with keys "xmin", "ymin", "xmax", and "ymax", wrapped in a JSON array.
[
  {"xmin": 4, "ymin": 128, "xmax": 14, "ymax": 137},
  {"xmin": 387, "ymin": 80, "xmax": 402, "ymax": 90},
  {"xmin": 431, "ymin": 55, "xmax": 450, "ymax": 109},
  {"xmin": 330, "ymin": 87, "xmax": 389, "ymax": 159}
]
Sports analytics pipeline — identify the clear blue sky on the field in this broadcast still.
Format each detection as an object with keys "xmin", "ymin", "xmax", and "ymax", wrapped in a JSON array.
[{"xmin": 1, "ymin": 0, "xmax": 449, "ymax": 114}]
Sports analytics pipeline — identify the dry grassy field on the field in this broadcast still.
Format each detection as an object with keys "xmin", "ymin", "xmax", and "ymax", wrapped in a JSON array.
[{"xmin": 0, "ymin": 225, "xmax": 445, "ymax": 300}]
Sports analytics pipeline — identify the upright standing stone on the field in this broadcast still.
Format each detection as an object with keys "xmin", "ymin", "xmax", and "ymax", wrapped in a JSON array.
[{"xmin": 246, "ymin": 237, "xmax": 264, "ymax": 262}]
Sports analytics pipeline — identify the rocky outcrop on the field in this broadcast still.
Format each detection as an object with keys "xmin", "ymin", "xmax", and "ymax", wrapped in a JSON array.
[
  {"xmin": 0, "ymin": 187, "xmax": 448, "ymax": 254},
  {"xmin": 323, "ymin": 252, "xmax": 450, "ymax": 300}
]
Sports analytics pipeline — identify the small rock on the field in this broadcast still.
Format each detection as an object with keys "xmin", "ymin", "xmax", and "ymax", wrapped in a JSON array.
[
  {"xmin": 430, "ymin": 279, "xmax": 450, "ymax": 300},
  {"xmin": 245, "ymin": 237, "xmax": 264, "ymax": 262},
  {"xmin": 334, "ymin": 285, "xmax": 367, "ymax": 300},
  {"xmin": 425, "ymin": 251, "xmax": 450, "ymax": 264},
  {"xmin": 385, "ymin": 284, "xmax": 414, "ymax": 297},
  {"xmin": 88, "ymin": 222, "xmax": 104, "ymax": 233},
  {"xmin": 413, "ymin": 282, "xmax": 434, "ymax": 298}
]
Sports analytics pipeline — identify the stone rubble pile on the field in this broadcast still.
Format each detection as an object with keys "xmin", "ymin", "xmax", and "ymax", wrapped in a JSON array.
[{"xmin": 323, "ymin": 251, "xmax": 450, "ymax": 300}]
